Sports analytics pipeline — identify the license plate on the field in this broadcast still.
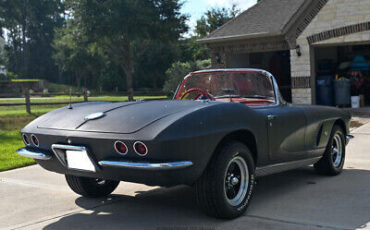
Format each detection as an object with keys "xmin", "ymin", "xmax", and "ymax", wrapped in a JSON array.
[{"xmin": 66, "ymin": 149, "xmax": 96, "ymax": 172}]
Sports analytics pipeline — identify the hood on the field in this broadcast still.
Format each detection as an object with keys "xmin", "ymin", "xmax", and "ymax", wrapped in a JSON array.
[{"xmin": 36, "ymin": 100, "xmax": 210, "ymax": 134}]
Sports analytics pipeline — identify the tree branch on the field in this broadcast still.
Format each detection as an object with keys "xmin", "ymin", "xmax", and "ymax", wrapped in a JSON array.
[{"xmin": 136, "ymin": 39, "xmax": 152, "ymax": 58}]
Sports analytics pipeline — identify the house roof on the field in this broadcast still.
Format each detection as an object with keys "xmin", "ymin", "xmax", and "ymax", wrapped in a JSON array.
[{"xmin": 198, "ymin": 0, "xmax": 311, "ymax": 43}]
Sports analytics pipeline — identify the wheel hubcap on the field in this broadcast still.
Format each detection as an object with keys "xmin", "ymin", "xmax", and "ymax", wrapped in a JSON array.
[
  {"xmin": 224, "ymin": 156, "xmax": 249, "ymax": 206},
  {"xmin": 331, "ymin": 133, "xmax": 343, "ymax": 168},
  {"xmin": 95, "ymin": 178, "xmax": 106, "ymax": 185}
]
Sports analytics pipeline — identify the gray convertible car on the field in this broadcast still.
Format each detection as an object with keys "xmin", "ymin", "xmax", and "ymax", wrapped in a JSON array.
[{"xmin": 17, "ymin": 69, "xmax": 352, "ymax": 219}]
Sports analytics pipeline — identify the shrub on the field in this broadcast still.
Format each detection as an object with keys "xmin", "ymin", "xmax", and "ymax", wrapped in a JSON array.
[
  {"xmin": 163, "ymin": 59, "xmax": 211, "ymax": 96},
  {"xmin": 0, "ymin": 72, "xmax": 19, "ymax": 81}
]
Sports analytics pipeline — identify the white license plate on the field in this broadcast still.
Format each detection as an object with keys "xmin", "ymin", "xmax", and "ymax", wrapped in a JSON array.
[{"xmin": 66, "ymin": 150, "xmax": 96, "ymax": 172}]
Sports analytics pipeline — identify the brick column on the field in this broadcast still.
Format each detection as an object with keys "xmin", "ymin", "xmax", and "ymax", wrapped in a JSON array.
[
  {"xmin": 211, "ymin": 50, "xmax": 227, "ymax": 68},
  {"xmin": 290, "ymin": 38, "xmax": 313, "ymax": 105}
]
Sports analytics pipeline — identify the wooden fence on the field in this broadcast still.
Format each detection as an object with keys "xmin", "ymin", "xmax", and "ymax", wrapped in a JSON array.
[
  {"xmin": 0, "ymin": 89, "xmax": 165, "ymax": 114},
  {"xmin": 0, "ymin": 91, "xmax": 89, "ymax": 114}
]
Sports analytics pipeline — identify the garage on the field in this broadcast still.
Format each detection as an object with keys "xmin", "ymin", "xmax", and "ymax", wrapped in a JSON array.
[
  {"xmin": 314, "ymin": 44, "xmax": 370, "ymax": 107},
  {"xmin": 199, "ymin": 0, "xmax": 370, "ymax": 105}
]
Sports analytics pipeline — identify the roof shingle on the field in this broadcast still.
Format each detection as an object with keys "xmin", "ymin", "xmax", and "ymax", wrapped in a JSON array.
[{"xmin": 200, "ymin": 0, "xmax": 309, "ymax": 42}]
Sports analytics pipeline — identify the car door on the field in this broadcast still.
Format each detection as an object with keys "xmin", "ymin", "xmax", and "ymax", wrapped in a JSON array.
[{"xmin": 258, "ymin": 103, "xmax": 307, "ymax": 162}]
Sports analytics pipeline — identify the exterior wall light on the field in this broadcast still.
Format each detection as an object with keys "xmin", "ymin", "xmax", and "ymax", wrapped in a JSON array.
[
  {"xmin": 215, "ymin": 52, "xmax": 222, "ymax": 64},
  {"xmin": 296, "ymin": 45, "xmax": 302, "ymax": 57}
]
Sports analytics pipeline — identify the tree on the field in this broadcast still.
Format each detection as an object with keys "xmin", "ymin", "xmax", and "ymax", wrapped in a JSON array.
[
  {"xmin": 53, "ymin": 20, "xmax": 101, "ymax": 89},
  {"xmin": 67, "ymin": 0, "xmax": 188, "ymax": 100},
  {"xmin": 195, "ymin": 5, "xmax": 240, "ymax": 38},
  {"xmin": 178, "ymin": 37, "xmax": 209, "ymax": 62},
  {"xmin": 0, "ymin": 0, "xmax": 64, "ymax": 79},
  {"xmin": 135, "ymin": 41, "xmax": 181, "ymax": 89},
  {"xmin": 0, "ymin": 39, "xmax": 7, "ymax": 74}
]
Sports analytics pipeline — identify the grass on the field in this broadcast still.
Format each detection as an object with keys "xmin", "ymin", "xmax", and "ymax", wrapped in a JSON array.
[
  {"xmin": 0, "ymin": 95, "xmax": 167, "ymax": 116},
  {"xmin": 0, "ymin": 115, "xmax": 37, "ymax": 172},
  {"xmin": 48, "ymin": 82, "xmax": 78, "ymax": 92},
  {"xmin": 11, "ymin": 79, "xmax": 41, "ymax": 82},
  {"xmin": 0, "ymin": 95, "xmax": 167, "ymax": 171},
  {"xmin": 0, "ymin": 131, "xmax": 35, "ymax": 171},
  {"xmin": 0, "ymin": 95, "xmax": 167, "ymax": 104},
  {"xmin": 0, "ymin": 105, "xmax": 63, "ymax": 116}
]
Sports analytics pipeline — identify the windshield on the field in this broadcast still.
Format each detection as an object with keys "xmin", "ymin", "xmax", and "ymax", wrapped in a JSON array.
[{"xmin": 175, "ymin": 71, "xmax": 276, "ymax": 105}]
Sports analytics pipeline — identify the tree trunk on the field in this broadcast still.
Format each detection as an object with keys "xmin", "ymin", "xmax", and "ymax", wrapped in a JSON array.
[
  {"xmin": 76, "ymin": 70, "xmax": 81, "ymax": 90},
  {"xmin": 24, "ymin": 87, "xmax": 31, "ymax": 114},
  {"xmin": 83, "ymin": 88, "xmax": 88, "ymax": 102},
  {"xmin": 21, "ymin": 4, "xmax": 28, "ymax": 77},
  {"xmin": 122, "ymin": 36, "xmax": 134, "ymax": 101},
  {"xmin": 125, "ymin": 68, "xmax": 134, "ymax": 101}
]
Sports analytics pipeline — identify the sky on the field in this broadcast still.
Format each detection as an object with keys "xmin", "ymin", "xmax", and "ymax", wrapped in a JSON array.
[{"xmin": 181, "ymin": 0, "xmax": 257, "ymax": 35}]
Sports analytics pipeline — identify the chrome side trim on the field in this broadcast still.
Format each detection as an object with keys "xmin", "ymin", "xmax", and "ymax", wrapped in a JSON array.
[
  {"xmin": 255, "ymin": 157, "xmax": 321, "ymax": 177},
  {"xmin": 346, "ymin": 135, "xmax": 354, "ymax": 145},
  {"xmin": 16, "ymin": 148, "xmax": 51, "ymax": 160},
  {"xmin": 98, "ymin": 160, "xmax": 193, "ymax": 170}
]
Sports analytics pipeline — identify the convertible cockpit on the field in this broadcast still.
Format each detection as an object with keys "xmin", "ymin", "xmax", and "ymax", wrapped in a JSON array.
[{"xmin": 175, "ymin": 69, "xmax": 278, "ymax": 107}]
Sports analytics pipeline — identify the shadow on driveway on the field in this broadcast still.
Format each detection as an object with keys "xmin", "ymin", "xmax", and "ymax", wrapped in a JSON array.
[{"xmin": 43, "ymin": 167, "xmax": 370, "ymax": 230}]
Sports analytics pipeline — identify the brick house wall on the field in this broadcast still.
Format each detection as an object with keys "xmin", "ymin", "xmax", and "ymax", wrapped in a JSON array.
[{"xmin": 291, "ymin": 0, "xmax": 370, "ymax": 104}]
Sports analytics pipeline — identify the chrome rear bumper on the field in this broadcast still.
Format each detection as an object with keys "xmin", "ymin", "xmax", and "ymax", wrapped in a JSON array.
[
  {"xmin": 98, "ymin": 160, "xmax": 193, "ymax": 170},
  {"xmin": 16, "ymin": 148, "xmax": 193, "ymax": 170},
  {"xmin": 16, "ymin": 148, "xmax": 51, "ymax": 160}
]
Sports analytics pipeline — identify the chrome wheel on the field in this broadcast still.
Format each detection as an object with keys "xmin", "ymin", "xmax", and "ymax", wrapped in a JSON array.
[
  {"xmin": 95, "ymin": 178, "xmax": 107, "ymax": 185},
  {"xmin": 331, "ymin": 132, "xmax": 343, "ymax": 168},
  {"xmin": 224, "ymin": 156, "xmax": 249, "ymax": 206}
]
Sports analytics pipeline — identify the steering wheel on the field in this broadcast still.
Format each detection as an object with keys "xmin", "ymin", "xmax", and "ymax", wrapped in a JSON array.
[{"xmin": 180, "ymin": 88, "xmax": 215, "ymax": 101}]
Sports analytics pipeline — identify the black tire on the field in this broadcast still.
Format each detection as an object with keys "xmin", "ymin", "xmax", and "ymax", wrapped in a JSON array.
[
  {"xmin": 314, "ymin": 125, "xmax": 346, "ymax": 176},
  {"xmin": 195, "ymin": 141, "xmax": 255, "ymax": 219},
  {"xmin": 65, "ymin": 175, "xmax": 120, "ymax": 198}
]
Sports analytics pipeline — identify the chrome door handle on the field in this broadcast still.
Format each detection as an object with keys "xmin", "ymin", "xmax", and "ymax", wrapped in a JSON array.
[{"xmin": 267, "ymin": 114, "xmax": 276, "ymax": 120}]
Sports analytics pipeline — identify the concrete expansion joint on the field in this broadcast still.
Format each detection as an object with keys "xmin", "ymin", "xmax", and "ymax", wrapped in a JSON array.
[{"xmin": 246, "ymin": 214, "xmax": 352, "ymax": 230}]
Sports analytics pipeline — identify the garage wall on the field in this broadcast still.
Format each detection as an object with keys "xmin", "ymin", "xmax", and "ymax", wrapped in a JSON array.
[
  {"xmin": 314, "ymin": 30, "xmax": 370, "ymax": 46},
  {"xmin": 290, "ymin": 0, "xmax": 370, "ymax": 104}
]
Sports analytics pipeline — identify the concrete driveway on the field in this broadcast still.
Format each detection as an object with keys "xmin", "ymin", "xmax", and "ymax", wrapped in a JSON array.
[{"xmin": 1, "ymin": 123, "xmax": 370, "ymax": 230}]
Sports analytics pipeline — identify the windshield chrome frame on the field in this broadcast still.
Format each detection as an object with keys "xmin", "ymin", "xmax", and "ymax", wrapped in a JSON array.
[{"xmin": 174, "ymin": 68, "xmax": 281, "ymax": 108}]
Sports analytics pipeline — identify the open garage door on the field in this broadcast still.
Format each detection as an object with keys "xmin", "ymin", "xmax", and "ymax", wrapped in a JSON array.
[{"xmin": 314, "ymin": 44, "xmax": 370, "ymax": 107}]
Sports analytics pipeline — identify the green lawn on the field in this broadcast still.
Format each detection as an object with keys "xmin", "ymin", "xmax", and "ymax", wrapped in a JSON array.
[
  {"xmin": 0, "ymin": 131, "xmax": 35, "ymax": 171},
  {"xmin": 0, "ymin": 95, "xmax": 167, "ymax": 171},
  {"xmin": 0, "ymin": 115, "xmax": 37, "ymax": 172},
  {"xmin": 0, "ymin": 95, "xmax": 167, "ymax": 116},
  {"xmin": 0, "ymin": 95, "xmax": 167, "ymax": 104}
]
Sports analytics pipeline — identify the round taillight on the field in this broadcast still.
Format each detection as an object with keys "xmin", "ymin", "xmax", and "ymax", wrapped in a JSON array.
[
  {"xmin": 114, "ymin": 141, "xmax": 128, "ymax": 155},
  {"xmin": 31, "ymin": 134, "xmax": 39, "ymax": 147},
  {"xmin": 134, "ymin": 141, "xmax": 148, "ymax": 156},
  {"xmin": 22, "ymin": 134, "xmax": 30, "ymax": 145}
]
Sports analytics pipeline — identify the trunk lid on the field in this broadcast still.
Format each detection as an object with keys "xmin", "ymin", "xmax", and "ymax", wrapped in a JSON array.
[{"xmin": 37, "ymin": 100, "xmax": 207, "ymax": 134}]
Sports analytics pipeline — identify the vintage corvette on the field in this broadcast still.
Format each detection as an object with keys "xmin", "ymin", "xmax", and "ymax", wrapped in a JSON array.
[{"xmin": 17, "ymin": 69, "xmax": 353, "ymax": 219}]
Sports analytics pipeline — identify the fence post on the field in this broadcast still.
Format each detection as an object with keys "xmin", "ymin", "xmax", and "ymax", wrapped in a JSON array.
[
  {"xmin": 84, "ymin": 88, "xmax": 88, "ymax": 102},
  {"xmin": 25, "ymin": 88, "xmax": 31, "ymax": 114}
]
